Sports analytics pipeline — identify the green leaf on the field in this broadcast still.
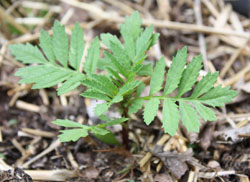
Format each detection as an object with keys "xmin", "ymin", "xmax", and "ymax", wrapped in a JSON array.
[
  {"xmin": 100, "ymin": 33, "xmax": 119, "ymax": 49},
  {"xmin": 135, "ymin": 25, "xmax": 153, "ymax": 63},
  {"xmin": 94, "ymin": 102, "xmax": 111, "ymax": 116},
  {"xmin": 179, "ymin": 101, "xmax": 201, "ymax": 132},
  {"xmin": 143, "ymin": 98, "xmax": 160, "ymax": 125},
  {"xmin": 94, "ymin": 132, "xmax": 121, "ymax": 146},
  {"xmin": 190, "ymin": 72, "xmax": 219, "ymax": 98},
  {"xmin": 104, "ymin": 52, "xmax": 128, "ymax": 78},
  {"xmin": 69, "ymin": 22, "xmax": 84, "ymax": 71},
  {"xmin": 193, "ymin": 101, "xmax": 216, "ymax": 121},
  {"xmin": 58, "ymin": 129, "xmax": 88, "ymax": 142},
  {"xmin": 32, "ymin": 71, "xmax": 72, "ymax": 89},
  {"xmin": 106, "ymin": 67, "xmax": 124, "ymax": 83},
  {"xmin": 128, "ymin": 98, "xmax": 144, "ymax": 114},
  {"xmin": 84, "ymin": 37, "xmax": 100, "ymax": 75},
  {"xmin": 199, "ymin": 85, "xmax": 237, "ymax": 107},
  {"xmin": 177, "ymin": 55, "xmax": 203, "ymax": 97},
  {"xmin": 150, "ymin": 57, "xmax": 165, "ymax": 95},
  {"xmin": 39, "ymin": 30, "xmax": 55, "ymax": 63},
  {"xmin": 9, "ymin": 43, "xmax": 47, "ymax": 64},
  {"xmin": 52, "ymin": 20, "xmax": 68, "ymax": 67},
  {"xmin": 111, "ymin": 94, "xmax": 123, "ymax": 103},
  {"xmin": 98, "ymin": 117, "xmax": 128, "ymax": 127},
  {"xmin": 81, "ymin": 90, "xmax": 111, "ymax": 101},
  {"xmin": 136, "ymin": 82, "xmax": 146, "ymax": 97},
  {"xmin": 149, "ymin": 33, "xmax": 160, "ymax": 48},
  {"xmin": 119, "ymin": 80, "xmax": 142, "ymax": 96},
  {"xmin": 81, "ymin": 77, "xmax": 114, "ymax": 97},
  {"xmin": 90, "ymin": 126, "xmax": 110, "ymax": 135},
  {"xmin": 57, "ymin": 73, "xmax": 85, "ymax": 95},
  {"xmin": 110, "ymin": 41, "xmax": 131, "ymax": 67},
  {"xmin": 52, "ymin": 119, "xmax": 86, "ymax": 128},
  {"xmin": 137, "ymin": 63, "xmax": 153, "ymax": 76},
  {"xmin": 162, "ymin": 99, "xmax": 179, "ymax": 136},
  {"xmin": 120, "ymin": 11, "xmax": 142, "ymax": 61},
  {"xmin": 101, "ymin": 33, "xmax": 123, "ymax": 50},
  {"xmin": 163, "ymin": 47, "xmax": 188, "ymax": 96},
  {"xmin": 89, "ymin": 74, "xmax": 118, "ymax": 95},
  {"xmin": 15, "ymin": 65, "xmax": 72, "ymax": 89}
]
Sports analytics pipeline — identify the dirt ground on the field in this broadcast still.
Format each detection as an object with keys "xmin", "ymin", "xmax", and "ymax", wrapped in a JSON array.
[{"xmin": 0, "ymin": 0, "xmax": 250, "ymax": 181}]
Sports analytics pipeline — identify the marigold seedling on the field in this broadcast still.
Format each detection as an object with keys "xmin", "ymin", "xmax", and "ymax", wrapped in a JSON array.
[{"xmin": 10, "ymin": 12, "xmax": 237, "ymax": 144}]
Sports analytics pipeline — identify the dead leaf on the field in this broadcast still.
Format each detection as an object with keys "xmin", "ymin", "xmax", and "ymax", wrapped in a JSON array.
[
  {"xmin": 199, "ymin": 122, "xmax": 215, "ymax": 150},
  {"xmin": 214, "ymin": 123, "xmax": 250, "ymax": 143},
  {"xmin": 152, "ymin": 149, "xmax": 193, "ymax": 179},
  {"xmin": 85, "ymin": 167, "xmax": 99, "ymax": 179},
  {"xmin": 154, "ymin": 173, "xmax": 173, "ymax": 182}
]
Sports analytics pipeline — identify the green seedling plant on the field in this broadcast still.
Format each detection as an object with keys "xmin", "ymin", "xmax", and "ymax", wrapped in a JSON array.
[{"xmin": 10, "ymin": 12, "xmax": 237, "ymax": 145}]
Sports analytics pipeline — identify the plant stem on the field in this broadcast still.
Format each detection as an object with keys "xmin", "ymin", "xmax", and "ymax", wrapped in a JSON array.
[{"xmin": 121, "ymin": 103, "xmax": 129, "ymax": 149}]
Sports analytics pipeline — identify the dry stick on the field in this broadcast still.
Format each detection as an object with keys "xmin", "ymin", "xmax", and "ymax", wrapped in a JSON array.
[
  {"xmin": 102, "ymin": 0, "xmax": 135, "ymax": 14},
  {"xmin": 220, "ymin": 39, "xmax": 249, "ymax": 78},
  {"xmin": 20, "ymin": 139, "xmax": 61, "ymax": 168},
  {"xmin": 202, "ymin": 0, "xmax": 249, "ymax": 49},
  {"xmin": 0, "ymin": 6, "xmax": 28, "ymax": 34},
  {"xmin": 194, "ymin": 0, "xmax": 208, "ymax": 71},
  {"xmin": 21, "ymin": 128, "xmax": 56, "ymax": 138},
  {"xmin": 25, "ymin": 169, "xmax": 78, "ymax": 181},
  {"xmin": 15, "ymin": 100, "xmax": 41, "ymax": 113},
  {"xmin": 0, "ymin": 158, "xmax": 76, "ymax": 181},
  {"xmin": 60, "ymin": 0, "xmax": 250, "ymax": 38},
  {"xmin": 224, "ymin": 65, "xmax": 250, "ymax": 86},
  {"xmin": 199, "ymin": 170, "xmax": 236, "ymax": 179}
]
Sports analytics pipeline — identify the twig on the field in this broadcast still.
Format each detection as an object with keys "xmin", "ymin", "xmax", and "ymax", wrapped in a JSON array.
[
  {"xmin": 60, "ymin": 0, "xmax": 250, "ymax": 38},
  {"xmin": 194, "ymin": 0, "xmax": 208, "ymax": 71},
  {"xmin": 0, "ymin": 6, "xmax": 28, "ymax": 34},
  {"xmin": 20, "ymin": 139, "xmax": 61, "ymax": 168}
]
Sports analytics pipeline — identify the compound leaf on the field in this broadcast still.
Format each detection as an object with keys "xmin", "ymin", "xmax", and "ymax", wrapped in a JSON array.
[
  {"xmin": 162, "ymin": 99, "xmax": 179, "ymax": 136},
  {"xmin": 164, "ymin": 47, "xmax": 187, "ymax": 96},
  {"xmin": 150, "ymin": 57, "xmax": 165, "ymax": 95},
  {"xmin": 69, "ymin": 22, "xmax": 84, "ymax": 71},
  {"xmin": 143, "ymin": 98, "xmax": 160, "ymax": 125},
  {"xmin": 52, "ymin": 20, "xmax": 68, "ymax": 67},
  {"xmin": 179, "ymin": 101, "xmax": 201, "ymax": 132}
]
